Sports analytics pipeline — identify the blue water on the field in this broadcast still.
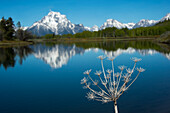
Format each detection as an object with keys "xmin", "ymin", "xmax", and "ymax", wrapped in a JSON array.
[{"xmin": 0, "ymin": 41, "xmax": 170, "ymax": 113}]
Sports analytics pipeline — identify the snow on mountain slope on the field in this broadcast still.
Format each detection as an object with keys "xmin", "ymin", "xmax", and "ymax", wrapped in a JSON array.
[
  {"xmin": 90, "ymin": 25, "xmax": 99, "ymax": 31},
  {"xmin": 84, "ymin": 26, "xmax": 91, "ymax": 31},
  {"xmin": 84, "ymin": 25, "xmax": 99, "ymax": 31},
  {"xmin": 22, "ymin": 26, "xmax": 28, "ymax": 31},
  {"xmin": 160, "ymin": 13, "xmax": 170, "ymax": 22},
  {"xmin": 100, "ymin": 19, "xmax": 125, "ymax": 29},
  {"xmin": 27, "ymin": 11, "xmax": 86, "ymax": 36},
  {"xmin": 123, "ymin": 23, "xmax": 135, "ymax": 29},
  {"xmin": 27, "ymin": 11, "xmax": 170, "ymax": 35},
  {"xmin": 132, "ymin": 13, "xmax": 170, "ymax": 29},
  {"xmin": 133, "ymin": 19, "xmax": 159, "ymax": 28},
  {"xmin": 100, "ymin": 19, "xmax": 135, "ymax": 30},
  {"xmin": 100, "ymin": 13, "xmax": 169, "ymax": 30}
]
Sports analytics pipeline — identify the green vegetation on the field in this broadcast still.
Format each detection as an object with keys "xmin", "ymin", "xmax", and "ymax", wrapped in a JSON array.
[
  {"xmin": 157, "ymin": 31, "xmax": 170, "ymax": 44},
  {"xmin": 0, "ymin": 17, "xmax": 15, "ymax": 41},
  {"xmin": 0, "ymin": 17, "xmax": 36, "ymax": 42},
  {"xmin": 1, "ymin": 16, "xmax": 169, "ymax": 45}
]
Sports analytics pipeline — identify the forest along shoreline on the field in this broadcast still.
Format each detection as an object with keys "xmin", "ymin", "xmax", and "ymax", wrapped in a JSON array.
[
  {"xmin": 0, "ymin": 17, "xmax": 170, "ymax": 46},
  {"xmin": 0, "ymin": 37, "xmax": 167, "ymax": 47}
]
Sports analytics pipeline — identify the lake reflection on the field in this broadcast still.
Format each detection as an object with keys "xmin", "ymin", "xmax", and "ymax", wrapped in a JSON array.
[{"xmin": 0, "ymin": 40, "xmax": 170, "ymax": 113}]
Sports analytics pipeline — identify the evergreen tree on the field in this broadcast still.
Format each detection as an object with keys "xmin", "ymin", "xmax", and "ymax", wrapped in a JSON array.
[
  {"xmin": 23, "ymin": 30, "xmax": 33, "ymax": 41},
  {"xmin": 5, "ymin": 17, "xmax": 15, "ymax": 40},
  {"xmin": 0, "ymin": 17, "xmax": 6, "ymax": 41},
  {"xmin": 0, "ymin": 30, "xmax": 2, "ymax": 41},
  {"xmin": 17, "ymin": 21, "xmax": 21, "ymax": 29},
  {"xmin": 16, "ymin": 21, "xmax": 24, "ymax": 40},
  {"xmin": 16, "ymin": 29, "xmax": 24, "ymax": 41}
]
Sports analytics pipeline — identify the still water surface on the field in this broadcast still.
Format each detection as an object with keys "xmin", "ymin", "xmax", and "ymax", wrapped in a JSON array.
[{"xmin": 0, "ymin": 40, "xmax": 170, "ymax": 113}]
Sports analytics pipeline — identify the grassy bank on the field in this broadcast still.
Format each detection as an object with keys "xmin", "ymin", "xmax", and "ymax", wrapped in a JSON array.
[
  {"xmin": 0, "ymin": 36, "xmax": 162, "ymax": 47},
  {"xmin": 30, "ymin": 36, "xmax": 157, "ymax": 43},
  {"xmin": 0, "ymin": 40, "xmax": 33, "ymax": 47}
]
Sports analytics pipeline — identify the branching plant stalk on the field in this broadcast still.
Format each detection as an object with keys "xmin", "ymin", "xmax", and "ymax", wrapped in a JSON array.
[
  {"xmin": 101, "ymin": 60, "xmax": 107, "ymax": 83},
  {"xmin": 81, "ymin": 56, "xmax": 145, "ymax": 113}
]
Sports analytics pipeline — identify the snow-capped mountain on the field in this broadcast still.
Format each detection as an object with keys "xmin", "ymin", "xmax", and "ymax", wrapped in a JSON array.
[
  {"xmin": 133, "ymin": 13, "xmax": 170, "ymax": 28},
  {"xmin": 84, "ymin": 26, "xmax": 91, "ymax": 31},
  {"xmin": 123, "ymin": 23, "xmax": 136, "ymax": 29},
  {"xmin": 26, "ymin": 11, "xmax": 170, "ymax": 36},
  {"xmin": 100, "ymin": 13, "xmax": 170, "ymax": 30},
  {"xmin": 100, "ymin": 19, "xmax": 135, "ymax": 30},
  {"xmin": 14, "ymin": 26, "xmax": 28, "ymax": 31},
  {"xmin": 160, "ymin": 13, "xmax": 170, "ymax": 22},
  {"xmin": 22, "ymin": 26, "xmax": 28, "ymax": 31},
  {"xmin": 99, "ymin": 19, "xmax": 159, "ymax": 30},
  {"xmin": 27, "ymin": 11, "xmax": 86, "ymax": 36},
  {"xmin": 90, "ymin": 25, "xmax": 99, "ymax": 31},
  {"xmin": 84, "ymin": 25, "xmax": 99, "ymax": 32},
  {"xmin": 100, "ymin": 19, "xmax": 125, "ymax": 29},
  {"xmin": 133, "ymin": 19, "xmax": 159, "ymax": 28}
]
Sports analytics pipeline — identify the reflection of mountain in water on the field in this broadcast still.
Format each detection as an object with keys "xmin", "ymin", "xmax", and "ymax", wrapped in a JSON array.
[
  {"xmin": 102, "ymin": 47, "xmax": 170, "ymax": 60},
  {"xmin": 31, "ymin": 43, "xmax": 170, "ymax": 69},
  {"xmin": 31, "ymin": 44, "xmax": 85, "ymax": 68},
  {"xmin": 0, "ymin": 41, "xmax": 169, "ymax": 69}
]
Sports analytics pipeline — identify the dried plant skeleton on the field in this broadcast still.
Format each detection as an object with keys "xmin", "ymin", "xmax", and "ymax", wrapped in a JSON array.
[{"xmin": 81, "ymin": 56, "xmax": 145, "ymax": 113}]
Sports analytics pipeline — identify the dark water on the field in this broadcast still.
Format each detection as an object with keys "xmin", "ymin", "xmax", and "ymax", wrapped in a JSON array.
[{"xmin": 0, "ymin": 40, "xmax": 170, "ymax": 113}]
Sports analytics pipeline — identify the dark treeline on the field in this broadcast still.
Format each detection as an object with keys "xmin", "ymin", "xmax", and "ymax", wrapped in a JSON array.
[
  {"xmin": 0, "ymin": 46, "xmax": 33, "ymax": 69},
  {"xmin": 43, "ymin": 20, "xmax": 170, "ymax": 39},
  {"xmin": 0, "ymin": 17, "xmax": 36, "ymax": 41}
]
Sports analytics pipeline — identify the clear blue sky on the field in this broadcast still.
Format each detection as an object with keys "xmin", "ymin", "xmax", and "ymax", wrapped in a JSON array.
[{"xmin": 0, "ymin": 0, "xmax": 170, "ymax": 27}]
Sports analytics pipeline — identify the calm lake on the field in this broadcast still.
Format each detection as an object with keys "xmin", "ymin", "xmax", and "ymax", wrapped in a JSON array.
[{"xmin": 0, "ymin": 40, "xmax": 170, "ymax": 113}]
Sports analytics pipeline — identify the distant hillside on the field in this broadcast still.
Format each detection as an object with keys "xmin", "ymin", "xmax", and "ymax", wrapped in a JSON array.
[{"xmin": 155, "ymin": 19, "xmax": 170, "ymax": 27}]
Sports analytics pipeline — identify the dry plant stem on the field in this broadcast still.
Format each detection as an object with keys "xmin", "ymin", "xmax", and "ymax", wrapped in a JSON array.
[
  {"xmin": 88, "ymin": 75, "xmax": 110, "ymax": 96},
  {"xmin": 119, "ymin": 62, "xmax": 136, "ymax": 92},
  {"xmin": 94, "ymin": 99, "xmax": 103, "ymax": 102},
  {"xmin": 101, "ymin": 60, "xmax": 107, "ymax": 82},
  {"xmin": 116, "ymin": 70, "xmax": 123, "ymax": 91},
  {"xmin": 112, "ymin": 61, "xmax": 115, "ymax": 89},
  {"xmin": 117, "ymin": 72, "xmax": 140, "ymax": 99},
  {"xmin": 85, "ymin": 82, "xmax": 106, "ymax": 98},
  {"xmin": 98, "ymin": 76, "xmax": 112, "ymax": 95},
  {"xmin": 99, "ymin": 76, "xmax": 104, "ymax": 83},
  {"xmin": 97, "ymin": 75, "xmax": 109, "ymax": 92},
  {"xmin": 114, "ymin": 101, "xmax": 118, "ymax": 113},
  {"xmin": 126, "ymin": 72, "xmax": 140, "ymax": 90}
]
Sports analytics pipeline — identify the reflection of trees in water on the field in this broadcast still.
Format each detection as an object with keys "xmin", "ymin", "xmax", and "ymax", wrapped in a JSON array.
[
  {"xmin": 0, "ymin": 46, "xmax": 33, "ymax": 69},
  {"xmin": 75, "ymin": 40, "xmax": 170, "ymax": 53},
  {"xmin": 0, "ymin": 48, "xmax": 16, "ymax": 69},
  {"xmin": 0, "ymin": 40, "xmax": 169, "ymax": 69},
  {"xmin": 14, "ymin": 46, "xmax": 33, "ymax": 65}
]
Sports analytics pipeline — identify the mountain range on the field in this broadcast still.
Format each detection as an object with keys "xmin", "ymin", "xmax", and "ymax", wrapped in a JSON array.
[{"xmin": 26, "ymin": 11, "xmax": 170, "ymax": 36}]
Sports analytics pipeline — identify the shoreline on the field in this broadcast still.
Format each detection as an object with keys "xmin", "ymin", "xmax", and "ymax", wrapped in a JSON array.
[
  {"xmin": 0, "ymin": 41, "xmax": 33, "ymax": 47},
  {"xmin": 0, "ymin": 36, "xmax": 165, "ymax": 47},
  {"xmin": 30, "ymin": 37, "xmax": 157, "ymax": 43}
]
